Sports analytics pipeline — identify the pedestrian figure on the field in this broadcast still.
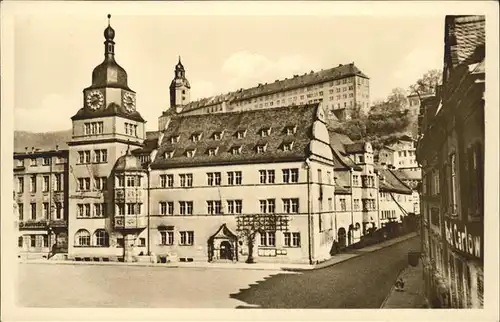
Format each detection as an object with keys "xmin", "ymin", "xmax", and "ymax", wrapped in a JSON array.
[{"xmin": 395, "ymin": 277, "xmax": 405, "ymax": 292}]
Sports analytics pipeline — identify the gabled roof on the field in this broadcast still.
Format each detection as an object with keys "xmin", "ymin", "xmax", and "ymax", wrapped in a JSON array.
[
  {"xmin": 71, "ymin": 103, "xmax": 145, "ymax": 122},
  {"xmin": 377, "ymin": 167, "xmax": 413, "ymax": 194},
  {"xmin": 328, "ymin": 131, "xmax": 361, "ymax": 170},
  {"xmin": 178, "ymin": 63, "xmax": 368, "ymax": 113},
  {"xmin": 151, "ymin": 103, "xmax": 319, "ymax": 169}
]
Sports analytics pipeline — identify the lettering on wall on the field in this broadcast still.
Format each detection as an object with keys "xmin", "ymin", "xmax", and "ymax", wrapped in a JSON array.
[{"xmin": 445, "ymin": 219, "xmax": 482, "ymax": 259}]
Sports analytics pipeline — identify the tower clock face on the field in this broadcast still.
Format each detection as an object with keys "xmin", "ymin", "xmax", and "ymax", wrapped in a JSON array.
[
  {"xmin": 86, "ymin": 90, "xmax": 104, "ymax": 110},
  {"xmin": 123, "ymin": 92, "xmax": 136, "ymax": 113}
]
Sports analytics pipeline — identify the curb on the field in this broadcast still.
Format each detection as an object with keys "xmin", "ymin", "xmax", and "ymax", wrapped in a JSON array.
[
  {"xmin": 18, "ymin": 233, "xmax": 419, "ymax": 272},
  {"xmin": 380, "ymin": 266, "xmax": 406, "ymax": 308}
]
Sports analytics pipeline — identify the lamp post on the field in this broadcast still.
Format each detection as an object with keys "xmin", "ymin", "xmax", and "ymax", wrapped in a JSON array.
[{"xmin": 305, "ymin": 158, "xmax": 313, "ymax": 265}]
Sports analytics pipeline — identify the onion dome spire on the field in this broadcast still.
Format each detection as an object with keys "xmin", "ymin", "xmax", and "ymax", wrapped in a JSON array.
[
  {"xmin": 104, "ymin": 14, "xmax": 115, "ymax": 57},
  {"xmin": 89, "ymin": 14, "xmax": 130, "ymax": 90}
]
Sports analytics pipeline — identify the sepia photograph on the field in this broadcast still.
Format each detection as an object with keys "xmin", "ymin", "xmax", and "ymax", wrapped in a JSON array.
[{"xmin": 1, "ymin": 1, "xmax": 498, "ymax": 321}]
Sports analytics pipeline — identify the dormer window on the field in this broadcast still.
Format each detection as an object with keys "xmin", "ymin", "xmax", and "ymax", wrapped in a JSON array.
[
  {"xmin": 213, "ymin": 131, "xmax": 223, "ymax": 141},
  {"xmin": 285, "ymin": 125, "xmax": 297, "ymax": 135},
  {"xmin": 185, "ymin": 149, "xmax": 196, "ymax": 158},
  {"xmin": 282, "ymin": 141, "xmax": 294, "ymax": 152},
  {"xmin": 235, "ymin": 130, "xmax": 246, "ymax": 139},
  {"xmin": 207, "ymin": 147, "xmax": 218, "ymax": 156},
  {"xmin": 256, "ymin": 144, "xmax": 267, "ymax": 154},
  {"xmin": 259, "ymin": 127, "xmax": 271, "ymax": 137},
  {"xmin": 164, "ymin": 150, "xmax": 174, "ymax": 159},
  {"xmin": 190, "ymin": 132, "xmax": 202, "ymax": 143},
  {"xmin": 230, "ymin": 146, "xmax": 242, "ymax": 155},
  {"xmin": 170, "ymin": 135, "xmax": 180, "ymax": 144}
]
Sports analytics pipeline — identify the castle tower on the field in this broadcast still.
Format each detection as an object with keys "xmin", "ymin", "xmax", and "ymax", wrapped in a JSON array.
[{"xmin": 169, "ymin": 56, "xmax": 191, "ymax": 109}]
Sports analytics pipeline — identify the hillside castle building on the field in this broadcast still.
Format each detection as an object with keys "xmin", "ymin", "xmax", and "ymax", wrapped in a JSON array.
[
  {"xmin": 159, "ymin": 55, "xmax": 370, "ymax": 130},
  {"xmin": 14, "ymin": 15, "xmax": 415, "ymax": 265}
]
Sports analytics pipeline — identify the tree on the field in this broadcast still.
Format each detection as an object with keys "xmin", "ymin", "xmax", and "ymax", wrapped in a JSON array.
[
  {"xmin": 236, "ymin": 214, "xmax": 289, "ymax": 263},
  {"xmin": 386, "ymin": 87, "xmax": 409, "ymax": 111},
  {"xmin": 409, "ymin": 69, "xmax": 442, "ymax": 100}
]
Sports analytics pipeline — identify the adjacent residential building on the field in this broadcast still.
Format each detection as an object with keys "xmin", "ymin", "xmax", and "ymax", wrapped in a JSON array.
[
  {"xmin": 377, "ymin": 167, "xmax": 414, "ymax": 226},
  {"xmin": 14, "ymin": 148, "xmax": 69, "ymax": 259},
  {"xmin": 158, "ymin": 61, "xmax": 370, "ymax": 129},
  {"xmin": 417, "ymin": 15, "xmax": 484, "ymax": 308},
  {"xmin": 378, "ymin": 135, "xmax": 420, "ymax": 170},
  {"xmin": 329, "ymin": 132, "xmax": 379, "ymax": 245}
]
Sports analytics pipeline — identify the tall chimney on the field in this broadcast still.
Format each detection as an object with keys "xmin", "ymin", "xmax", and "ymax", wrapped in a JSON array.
[
  {"xmin": 31, "ymin": 147, "xmax": 35, "ymax": 153},
  {"xmin": 56, "ymin": 145, "xmax": 59, "ymax": 151},
  {"xmin": 25, "ymin": 147, "xmax": 28, "ymax": 153}
]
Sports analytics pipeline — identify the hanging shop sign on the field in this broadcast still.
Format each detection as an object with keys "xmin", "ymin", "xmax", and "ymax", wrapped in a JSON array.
[{"xmin": 444, "ymin": 219, "xmax": 482, "ymax": 260}]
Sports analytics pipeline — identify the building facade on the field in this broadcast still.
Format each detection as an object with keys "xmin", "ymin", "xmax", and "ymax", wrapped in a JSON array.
[
  {"xmin": 377, "ymin": 167, "xmax": 414, "ymax": 226},
  {"xmin": 417, "ymin": 15, "xmax": 484, "ymax": 308},
  {"xmin": 378, "ymin": 135, "xmax": 420, "ymax": 170},
  {"xmin": 329, "ymin": 132, "xmax": 379, "ymax": 244},
  {"xmin": 14, "ymin": 148, "xmax": 69, "ymax": 259},
  {"xmin": 158, "ymin": 62, "xmax": 370, "ymax": 129}
]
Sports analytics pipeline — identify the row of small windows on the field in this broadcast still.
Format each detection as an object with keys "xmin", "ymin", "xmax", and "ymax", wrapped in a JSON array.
[
  {"xmin": 84, "ymin": 121, "xmax": 104, "ymax": 135},
  {"xmin": 381, "ymin": 210, "xmax": 397, "ymax": 220},
  {"xmin": 17, "ymin": 202, "xmax": 64, "ymax": 221},
  {"xmin": 232, "ymin": 77, "xmax": 369, "ymax": 107},
  {"xmin": 77, "ymin": 177, "xmax": 107, "ymax": 191},
  {"xmin": 125, "ymin": 122, "xmax": 138, "ymax": 136},
  {"xmin": 77, "ymin": 149, "xmax": 108, "ymax": 164},
  {"xmin": 16, "ymin": 174, "xmax": 63, "ymax": 193},
  {"xmin": 166, "ymin": 142, "xmax": 295, "ymax": 159},
  {"xmin": 157, "ymin": 198, "xmax": 300, "ymax": 216},
  {"xmin": 158, "ymin": 169, "xmax": 299, "ymax": 188},
  {"xmin": 169, "ymin": 126, "xmax": 297, "ymax": 145},
  {"xmin": 76, "ymin": 203, "xmax": 107, "ymax": 218},
  {"xmin": 15, "ymin": 156, "xmax": 66, "ymax": 168}
]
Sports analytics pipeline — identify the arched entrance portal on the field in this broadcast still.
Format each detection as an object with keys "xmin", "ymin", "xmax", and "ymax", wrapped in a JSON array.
[
  {"xmin": 220, "ymin": 240, "xmax": 233, "ymax": 260},
  {"xmin": 338, "ymin": 228, "xmax": 347, "ymax": 249},
  {"xmin": 208, "ymin": 224, "xmax": 238, "ymax": 262}
]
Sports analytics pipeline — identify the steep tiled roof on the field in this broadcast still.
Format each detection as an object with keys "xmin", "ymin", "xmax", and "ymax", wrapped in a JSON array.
[
  {"xmin": 151, "ymin": 104, "xmax": 320, "ymax": 169},
  {"xmin": 71, "ymin": 103, "xmax": 145, "ymax": 122},
  {"xmin": 328, "ymin": 131, "xmax": 361, "ymax": 170},
  {"xmin": 446, "ymin": 15, "xmax": 485, "ymax": 67},
  {"xmin": 345, "ymin": 142, "xmax": 366, "ymax": 154},
  {"xmin": 377, "ymin": 167, "xmax": 412, "ymax": 194},
  {"xmin": 180, "ymin": 63, "xmax": 368, "ymax": 112}
]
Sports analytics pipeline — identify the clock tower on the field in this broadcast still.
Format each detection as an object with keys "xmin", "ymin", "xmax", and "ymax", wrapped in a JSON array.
[{"xmin": 67, "ymin": 15, "xmax": 147, "ymax": 260}]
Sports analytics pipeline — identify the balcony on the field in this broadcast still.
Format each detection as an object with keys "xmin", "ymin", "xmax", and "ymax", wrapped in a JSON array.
[
  {"xmin": 19, "ymin": 220, "xmax": 48, "ymax": 229},
  {"xmin": 114, "ymin": 188, "xmax": 143, "ymax": 202},
  {"xmin": 49, "ymin": 220, "xmax": 67, "ymax": 228},
  {"xmin": 114, "ymin": 215, "xmax": 147, "ymax": 230}
]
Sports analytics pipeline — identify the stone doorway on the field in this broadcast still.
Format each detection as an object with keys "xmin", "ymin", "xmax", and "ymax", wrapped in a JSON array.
[{"xmin": 208, "ymin": 224, "xmax": 238, "ymax": 262}]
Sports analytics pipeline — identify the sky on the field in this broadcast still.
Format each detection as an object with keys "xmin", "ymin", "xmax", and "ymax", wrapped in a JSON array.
[{"xmin": 13, "ymin": 11, "xmax": 445, "ymax": 133}]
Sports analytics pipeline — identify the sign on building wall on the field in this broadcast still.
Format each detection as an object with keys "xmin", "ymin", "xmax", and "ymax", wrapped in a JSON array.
[{"xmin": 444, "ymin": 219, "xmax": 483, "ymax": 260}]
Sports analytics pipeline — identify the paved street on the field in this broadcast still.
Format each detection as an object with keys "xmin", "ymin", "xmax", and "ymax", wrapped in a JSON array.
[{"xmin": 17, "ymin": 236, "xmax": 420, "ymax": 308}]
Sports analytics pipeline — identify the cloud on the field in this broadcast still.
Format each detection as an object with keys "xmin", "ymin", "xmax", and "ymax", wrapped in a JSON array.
[
  {"xmin": 15, "ymin": 93, "xmax": 74, "ymax": 132},
  {"xmin": 220, "ymin": 51, "xmax": 316, "ymax": 93},
  {"xmin": 190, "ymin": 79, "xmax": 217, "ymax": 100}
]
